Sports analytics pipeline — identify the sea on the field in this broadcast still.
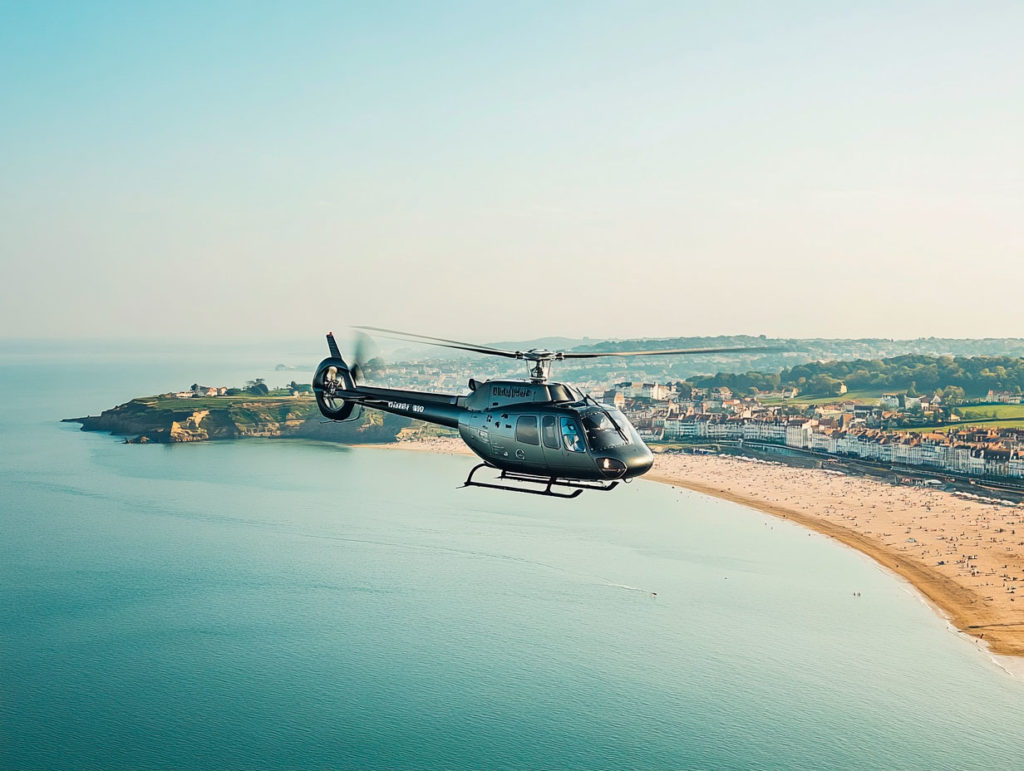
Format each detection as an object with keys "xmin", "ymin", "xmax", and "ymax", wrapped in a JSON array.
[{"xmin": 3, "ymin": 341, "xmax": 1024, "ymax": 770}]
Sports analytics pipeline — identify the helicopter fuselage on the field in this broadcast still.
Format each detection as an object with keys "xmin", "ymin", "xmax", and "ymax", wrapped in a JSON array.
[
  {"xmin": 455, "ymin": 379, "xmax": 654, "ymax": 481},
  {"xmin": 314, "ymin": 360, "xmax": 654, "ymax": 483}
]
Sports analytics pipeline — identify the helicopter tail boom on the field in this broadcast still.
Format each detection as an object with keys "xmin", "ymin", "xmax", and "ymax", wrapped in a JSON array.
[
  {"xmin": 313, "ymin": 378, "xmax": 464, "ymax": 428},
  {"xmin": 349, "ymin": 386, "xmax": 464, "ymax": 428},
  {"xmin": 313, "ymin": 333, "xmax": 465, "ymax": 427}
]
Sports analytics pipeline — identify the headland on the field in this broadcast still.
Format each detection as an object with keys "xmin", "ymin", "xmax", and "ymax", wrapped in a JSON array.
[{"xmin": 64, "ymin": 394, "xmax": 446, "ymax": 444}]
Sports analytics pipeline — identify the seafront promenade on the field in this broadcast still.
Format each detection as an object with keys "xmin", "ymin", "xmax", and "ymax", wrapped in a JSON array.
[{"xmin": 384, "ymin": 438, "xmax": 1024, "ymax": 660}]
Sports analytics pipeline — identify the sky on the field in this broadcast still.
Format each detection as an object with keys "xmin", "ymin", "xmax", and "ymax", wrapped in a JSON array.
[{"xmin": 1, "ymin": 0, "xmax": 1022, "ymax": 344}]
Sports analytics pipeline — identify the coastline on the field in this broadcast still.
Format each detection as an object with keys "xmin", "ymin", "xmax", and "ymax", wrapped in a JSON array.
[{"xmin": 376, "ymin": 437, "xmax": 1024, "ymax": 661}]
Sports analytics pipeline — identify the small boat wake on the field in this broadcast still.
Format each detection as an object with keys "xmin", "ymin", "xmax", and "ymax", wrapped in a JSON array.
[{"xmin": 598, "ymin": 580, "xmax": 658, "ymax": 597}]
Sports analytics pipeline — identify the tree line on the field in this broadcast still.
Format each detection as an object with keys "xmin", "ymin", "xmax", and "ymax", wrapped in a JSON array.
[{"xmin": 684, "ymin": 354, "xmax": 1024, "ymax": 399}]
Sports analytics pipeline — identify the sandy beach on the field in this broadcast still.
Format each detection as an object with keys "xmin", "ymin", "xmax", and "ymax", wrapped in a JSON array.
[
  {"xmin": 650, "ymin": 453, "xmax": 1024, "ymax": 660},
  {"xmin": 375, "ymin": 437, "xmax": 1024, "ymax": 660}
]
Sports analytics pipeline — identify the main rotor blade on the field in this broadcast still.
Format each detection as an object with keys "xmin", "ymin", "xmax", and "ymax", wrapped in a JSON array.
[
  {"xmin": 561, "ymin": 345, "xmax": 784, "ymax": 359},
  {"xmin": 354, "ymin": 326, "xmax": 522, "ymax": 360}
]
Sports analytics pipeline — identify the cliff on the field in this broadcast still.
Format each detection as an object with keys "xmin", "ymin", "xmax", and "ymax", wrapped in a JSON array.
[{"xmin": 64, "ymin": 395, "xmax": 425, "ymax": 444}]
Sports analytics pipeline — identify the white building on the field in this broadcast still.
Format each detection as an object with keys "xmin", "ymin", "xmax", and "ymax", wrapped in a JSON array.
[{"xmin": 785, "ymin": 420, "xmax": 817, "ymax": 449}]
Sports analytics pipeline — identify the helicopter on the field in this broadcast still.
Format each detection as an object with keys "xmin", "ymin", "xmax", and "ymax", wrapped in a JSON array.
[{"xmin": 313, "ymin": 327, "xmax": 779, "ymax": 498}]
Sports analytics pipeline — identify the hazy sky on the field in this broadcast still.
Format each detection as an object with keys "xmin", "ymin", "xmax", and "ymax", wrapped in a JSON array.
[{"xmin": 1, "ymin": 1, "xmax": 1021, "ymax": 343}]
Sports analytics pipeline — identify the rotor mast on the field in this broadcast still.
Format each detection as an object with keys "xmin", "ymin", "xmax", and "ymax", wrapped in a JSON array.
[{"xmin": 518, "ymin": 350, "xmax": 563, "ymax": 384}]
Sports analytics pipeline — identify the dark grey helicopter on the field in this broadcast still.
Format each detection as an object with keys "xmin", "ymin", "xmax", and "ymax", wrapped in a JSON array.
[{"xmin": 313, "ymin": 327, "xmax": 777, "ymax": 498}]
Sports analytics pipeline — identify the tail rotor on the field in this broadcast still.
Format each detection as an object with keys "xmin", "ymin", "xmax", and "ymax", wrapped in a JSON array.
[
  {"xmin": 350, "ymin": 330, "xmax": 375, "ymax": 385},
  {"xmin": 312, "ymin": 332, "xmax": 363, "ymax": 421}
]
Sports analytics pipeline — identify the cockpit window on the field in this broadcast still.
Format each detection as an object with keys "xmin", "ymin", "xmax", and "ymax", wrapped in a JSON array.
[
  {"xmin": 548, "ymin": 383, "xmax": 584, "ymax": 403},
  {"xmin": 610, "ymin": 408, "xmax": 644, "ymax": 445},
  {"xmin": 560, "ymin": 417, "xmax": 586, "ymax": 453},
  {"xmin": 548, "ymin": 384, "xmax": 570, "ymax": 402},
  {"xmin": 581, "ymin": 409, "xmax": 631, "ymax": 450}
]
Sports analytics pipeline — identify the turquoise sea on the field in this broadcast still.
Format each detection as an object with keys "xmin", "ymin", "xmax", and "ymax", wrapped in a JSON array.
[{"xmin": 3, "ymin": 343, "xmax": 1024, "ymax": 769}]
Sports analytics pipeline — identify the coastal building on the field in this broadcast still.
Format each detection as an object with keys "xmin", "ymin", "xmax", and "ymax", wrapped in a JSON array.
[
  {"xmin": 809, "ymin": 428, "xmax": 832, "ymax": 453},
  {"xmin": 785, "ymin": 419, "xmax": 817, "ymax": 449},
  {"xmin": 602, "ymin": 389, "xmax": 626, "ymax": 408},
  {"xmin": 1009, "ymin": 454, "xmax": 1024, "ymax": 478}
]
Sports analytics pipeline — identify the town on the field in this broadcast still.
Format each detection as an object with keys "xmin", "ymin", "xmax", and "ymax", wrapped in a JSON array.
[{"xmin": 605, "ymin": 382, "xmax": 1024, "ymax": 481}]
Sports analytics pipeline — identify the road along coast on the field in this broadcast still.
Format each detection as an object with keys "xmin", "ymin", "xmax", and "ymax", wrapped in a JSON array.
[{"xmin": 382, "ymin": 437, "xmax": 1024, "ymax": 660}]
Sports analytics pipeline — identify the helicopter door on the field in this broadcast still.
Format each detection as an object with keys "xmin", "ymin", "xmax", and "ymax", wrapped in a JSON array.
[
  {"xmin": 541, "ymin": 415, "xmax": 593, "ymax": 478},
  {"xmin": 542, "ymin": 416, "xmax": 561, "ymax": 451},
  {"xmin": 513, "ymin": 415, "xmax": 545, "ymax": 473}
]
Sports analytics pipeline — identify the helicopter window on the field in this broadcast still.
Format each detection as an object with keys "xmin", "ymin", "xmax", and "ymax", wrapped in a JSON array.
[
  {"xmin": 548, "ymin": 384, "xmax": 573, "ymax": 403},
  {"xmin": 607, "ymin": 407, "xmax": 643, "ymax": 444},
  {"xmin": 581, "ymin": 410, "xmax": 629, "ymax": 450},
  {"xmin": 560, "ymin": 417, "xmax": 586, "ymax": 453},
  {"xmin": 515, "ymin": 416, "xmax": 539, "ymax": 445},
  {"xmin": 542, "ymin": 416, "xmax": 560, "ymax": 449},
  {"xmin": 559, "ymin": 384, "xmax": 587, "ymax": 403}
]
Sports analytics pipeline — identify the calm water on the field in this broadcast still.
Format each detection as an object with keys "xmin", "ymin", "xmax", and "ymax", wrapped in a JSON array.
[{"xmin": 3, "ymin": 345, "xmax": 1024, "ymax": 769}]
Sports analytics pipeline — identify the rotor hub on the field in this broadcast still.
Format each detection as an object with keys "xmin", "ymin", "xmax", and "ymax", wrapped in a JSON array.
[{"xmin": 515, "ymin": 349, "xmax": 563, "ymax": 383}]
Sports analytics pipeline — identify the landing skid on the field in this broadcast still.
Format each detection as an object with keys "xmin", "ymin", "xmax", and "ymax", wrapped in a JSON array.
[{"xmin": 460, "ymin": 463, "xmax": 619, "ymax": 499}]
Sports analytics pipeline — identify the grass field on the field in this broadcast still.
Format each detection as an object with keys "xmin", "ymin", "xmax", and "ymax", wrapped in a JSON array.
[
  {"xmin": 956, "ymin": 404, "xmax": 1024, "ymax": 420},
  {"xmin": 147, "ymin": 394, "xmax": 314, "ymax": 410},
  {"xmin": 904, "ymin": 418, "xmax": 1024, "ymax": 434},
  {"xmin": 758, "ymin": 390, "xmax": 881, "ymax": 407}
]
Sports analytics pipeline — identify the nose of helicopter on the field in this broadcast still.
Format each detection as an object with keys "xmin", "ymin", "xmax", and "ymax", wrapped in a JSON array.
[
  {"xmin": 605, "ymin": 444, "xmax": 653, "ymax": 480},
  {"xmin": 595, "ymin": 447, "xmax": 653, "ymax": 480},
  {"xmin": 624, "ymin": 448, "xmax": 654, "ymax": 479}
]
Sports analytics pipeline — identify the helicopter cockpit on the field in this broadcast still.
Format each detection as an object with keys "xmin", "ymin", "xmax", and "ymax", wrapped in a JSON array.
[{"xmin": 578, "ymin": 407, "xmax": 641, "ymax": 450}]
